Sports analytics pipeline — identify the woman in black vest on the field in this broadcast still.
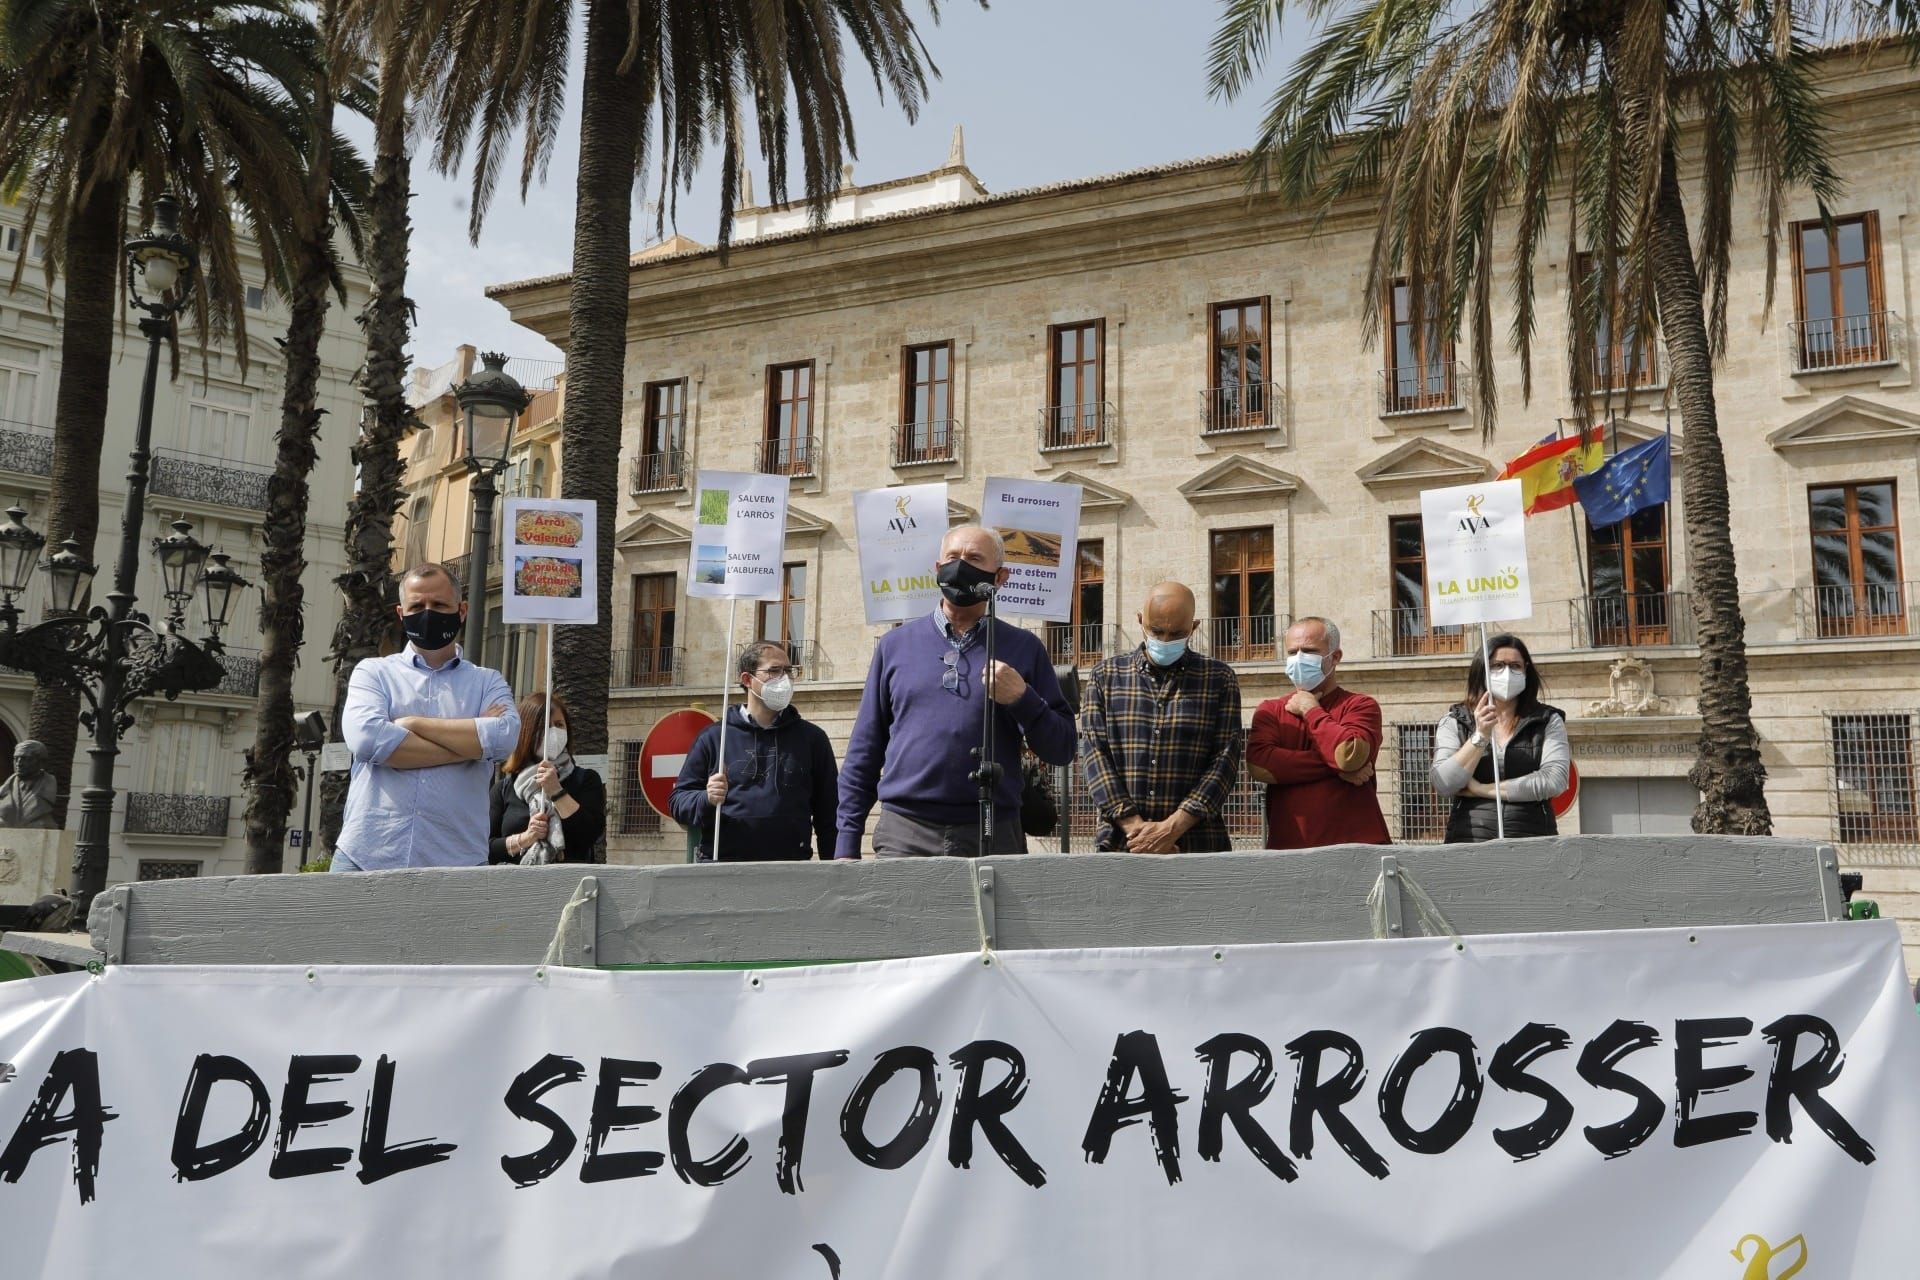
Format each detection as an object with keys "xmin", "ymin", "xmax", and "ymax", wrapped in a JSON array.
[
  {"xmin": 489, "ymin": 692, "xmax": 606, "ymax": 863},
  {"xmin": 1429, "ymin": 634, "xmax": 1569, "ymax": 842}
]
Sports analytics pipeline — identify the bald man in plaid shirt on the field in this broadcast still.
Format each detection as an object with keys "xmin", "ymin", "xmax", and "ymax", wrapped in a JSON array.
[{"xmin": 1078, "ymin": 582, "xmax": 1245, "ymax": 853}]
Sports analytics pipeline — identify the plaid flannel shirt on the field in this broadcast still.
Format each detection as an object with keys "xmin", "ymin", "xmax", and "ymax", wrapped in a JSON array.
[{"xmin": 1078, "ymin": 646, "xmax": 1244, "ymax": 852}]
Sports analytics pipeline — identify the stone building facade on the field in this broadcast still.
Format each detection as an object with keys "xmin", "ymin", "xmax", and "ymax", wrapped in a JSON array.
[{"xmin": 493, "ymin": 51, "xmax": 1920, "ymax": 972}]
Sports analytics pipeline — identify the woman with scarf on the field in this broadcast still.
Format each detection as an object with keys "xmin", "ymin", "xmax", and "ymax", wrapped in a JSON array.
[{"xmin": 489, "ymin": 692, "xmax": 606, "ymax": 864}]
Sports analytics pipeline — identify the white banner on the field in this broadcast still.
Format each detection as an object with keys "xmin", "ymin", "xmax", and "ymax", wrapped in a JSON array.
[
  {"xmin": 1421, "ymin": 479, "xmax": 1532, "ymax": 627},
  {"xmin": 982, "ymin": 476, "xmax": 1082, "ymax": 620},
  {"xmin": 853, "ymin": 483, "xmax": 948, "ymax": 624},
  {"xmin": 3, "ymin": 924, "xmax": 1917, "ymax": 1276},
  {"xmin": 684, "ymin": 470, "xmax": 791, "ymax": 601},
  {"xmin": 501, "ymin": 498, "xmax": 599, "ymax": 625}
]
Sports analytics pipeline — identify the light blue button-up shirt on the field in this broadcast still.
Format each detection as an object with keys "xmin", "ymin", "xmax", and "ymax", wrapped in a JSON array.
[{"xmin": 336, "ymin": 645, "xmax": 520, "ymax": 869}]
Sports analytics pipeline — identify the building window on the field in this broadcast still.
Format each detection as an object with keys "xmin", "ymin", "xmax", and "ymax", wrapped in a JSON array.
[
  {"xmin": 636, "ymin": 378, "xmax": 687, "ymax": 492},
  {"xmin": 1207, "ymin": 298, "xmax": 1272, "ymax": 431},
  {"xmin": 0, "ymin": 338, "xmax": 41, "ymax": 424},
  {"xmin": 1384, "ymin": 279, "xmax": 1455, "ymax": 413},
  {"xmin": 1574, "ymin": 253, "xmax": 1658, "ymax": 389},
  {"xmin": 1208, "ymin": 527, "xmax": 1276, "ymax": 661},
  {"xmin": 1793, "ymin": 212, "xmax": 1887, "ymax": 370},
  {"xmin": 1045, "ymin": 320, "xmax": 1106, "ymax": 447},
  {"xmin": 138, "ymin": 860, "xmax": 202, "ymax": 881},
  {"xmin": 184, "ymin": 384, "xmax": 256, "ymax": 459},
  {"xmin": 1045, "ymin": 540, "xmax": 1106, "ymax": 666},
  {"xmin": 762, "ymin": 361, "xmax": 816, "ymax": 476},
  {"xmin": 1395, "ymin": 723, "xmax": 1448, "ymax": 841},
  {"xmin": 1387, "ymin": 516, "xmax": 1463, "ymax": 655},
  {"xmin": 626, "ymin": 572, "xmax": 678, "ymax": 686},
  {"xmin": 245, "ymin": 285, "xmax": 268, "ymax": 311},
  {"xmin": 143, "ymin": 719, "xmax": 225, "ymax": 796},
  {"xmin": 757, "ymin": 564, "xmax": 808, "ymax": 669},
  {"xmin": 898, "ymin": 342, "xmax": 956, "ymax": 464},
  {"xmin": 1586, "ymin": 505, "xmax": 1675, "ymax": 645},
  {"xmin": 1809, "ymin": 481, "xmax": 1906, "ymax": 638},
  {"xmin": 618, "ymin": 741, "xmax": 662, "ymax": 836},
  {"xmin": 403, "ymin": 494, "xmax": 433, "ymax": 567},
  {"xmin": 1830, "ymin": 713, "xmax": 1918, "ymax": 847}
]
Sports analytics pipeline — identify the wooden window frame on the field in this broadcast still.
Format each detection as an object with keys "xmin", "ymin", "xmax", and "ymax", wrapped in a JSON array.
[
  {"xmin": 627, "ymin": 571, "xmax": 679, "ymax": 686},
  {"xmin": 1586, "ymin": 504, "xmax": 1674, "ymax": 646},
  {"xmin": 1809, "ymin": 480, "xmax": 1907, "ymax": 638},
  {"xmin": 897, "ymin": 341, "xmax": 956, "ymax": 463},
  {"xmin": 1208, "ymin": 526, "xmax": 1277, "ymax": 662},
  {"xmin": 756, "ymin": 562, "xmax": 809, "ymax": 669},
  {"xmin": 1206, "ymin": 298, "xmax": 1274, "ymax": 432},
  {"xmin": 1045, "ymin": 539, "xmax": 1106, "ymax": 667},
  {"xmin": 1046, "ymin": 319, "xmax": 1106, "ymax": 447},
  {"xmin": 1384, "ymin": 278, "xmax": 1456, "ymax": 412},
  {"xmin": 763, "ymin": 360, "xmax": 816, "ymax": 475},
  {"xmin": 1573, "ymin": 253, "xmax": 1659, "ymax": 390},
  {"xmin": 1791, "ymin": 212, "xmax": 1888, "ymax": 369},
  {"xmin": 1388, "ymin": 515, "xmax": 1464, "ymax": 655}
]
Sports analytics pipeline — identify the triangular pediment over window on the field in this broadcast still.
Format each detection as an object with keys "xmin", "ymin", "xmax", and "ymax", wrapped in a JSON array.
[
  {"xmin": 614, "ymin": 513, "xmax": 690, "ymax": 548},
  {"xmin": 1767, "ymin": 395, "xmax": 1920, "ymax": 451},
  {"xmin": 947, "ymin": 499, "xmax": 977, "ymax": 525},
  {"xmin": 785, "ymin": 505, "xmax": 831, "ymax": 541},
  {"xmin": 1178, "ymin": 455, "xmax": 1301, "ymax": 503},
  {"xmin": 1356, "ymin": 439, "xmax": 1491, "ymax": 490},
  {"xmin": 1599, "ymin": 417, "xmax": 1684, "ymax": 457},
  {"xmin": 1049, "ymin": 470, "xmax": 1133, "ymax": 513}
]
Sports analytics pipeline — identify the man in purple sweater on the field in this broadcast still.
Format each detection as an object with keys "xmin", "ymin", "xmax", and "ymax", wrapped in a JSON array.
[{"xmin": 837, "ymin": 525, "xmax": 1077, "ymax": 857}]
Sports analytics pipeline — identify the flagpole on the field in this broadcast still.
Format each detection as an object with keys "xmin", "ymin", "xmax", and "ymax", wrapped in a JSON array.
[
  {"xmin": 1481, "ymin": 621, "xmax": 1506, "ymax": 840},
  {"xmin": 714, "ymin": 597, "xmax": 737, "ymax": 862}
]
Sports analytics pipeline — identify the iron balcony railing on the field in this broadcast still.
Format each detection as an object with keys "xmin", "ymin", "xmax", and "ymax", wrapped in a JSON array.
[
  {"xmin": 1372, "ymin": 607, "xmax": 1469, "ymax": 657},
  {"xmin": 757, "ymin": 434, "xmax": 817, "ymax": 478},
  {"xmin": 631, "ymin": 449, "xmax": 688, "ymax": 495},
  {"xmin": 148, "ymin": 448, "xmax": 273, "ymax": 510},
  {"xmin": 1570, "ymin": 591, "xmax": 1693, "ymax": 648},
  {"xmin": 1379, "ymin": 361, "xmax": 1466, "ymax": 416},
  {"xmin": 1797, "ymin": 581, "xmax": 1916, "ymax": 640},
  {"xmin": 1790, "ymin": 310, "xmax": 1901, "ymax": 373},
  {"xmin": 893, "ymin": 419, "xmax": 961, "ymax": 467},
  {"xmin": 213, "ymin": 646, "xmax": 262, "ymax": 696},
  {"xmin": 1042, "ymin": 622, "xmax": 1129, "ymax": 668},
  {"xmin": 444, "ymin": 553, "xmax": 471, "ymax": 591},
  {"xmin": 124, "ymin": 792, "xmax": 230, "ymax": 838},
  {"xmin": 610, "ymin": 645, "xmax": 685, "ymax": 690},
  {"xmin": 1588, "ymin": 345, "xmax": 1664, "ymax": 392},
  {"xmin": 0, "ymin": 419, "xmax": 52, "ymax": 477},
  {"xmin": 1199, "ymin": 382, "xmax": 1285, "ymax": 435},
  {"xmin": 1193, "ymin": 614, "xmax": 1283, "ymax": 663},
  {"xmin": 1038, "ymin": 401, "xmax": 1116, "ymax": 452}
]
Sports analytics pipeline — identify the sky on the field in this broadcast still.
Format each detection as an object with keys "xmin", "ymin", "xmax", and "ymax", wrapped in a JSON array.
[{"xmin": 398, "ymin": 1, "xmax": 1302, "ymax": 369}]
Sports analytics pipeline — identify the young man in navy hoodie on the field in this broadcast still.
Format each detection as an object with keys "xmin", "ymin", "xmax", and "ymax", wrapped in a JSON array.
[
  {"xmin": 836, "ymin": 525, "xmax": 1077, "ymax": 858},
  {"xmin": 670, "ymin": 640, "xmax": 839, "ymax": 861}
]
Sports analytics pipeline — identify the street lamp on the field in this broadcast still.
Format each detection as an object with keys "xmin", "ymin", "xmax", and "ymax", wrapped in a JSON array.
[
  {"xmin": 292, "ymin": 709, "xmax": 327, "ymax": 870},
  {"xmin": 0, "ymin": 192, "xmax": 249, "ymax": 920},
  {"xmin": 453, "ymin": 352, "xmax": 529, "ymax": 663}
]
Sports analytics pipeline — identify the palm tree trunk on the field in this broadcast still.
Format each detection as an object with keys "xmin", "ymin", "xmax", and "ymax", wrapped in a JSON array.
[
  {"xmin": 1647, "ymin": 145, "xmax": 1771, "ymax": 834},
  {"xmin": 320, "ymin": 44, "xmax": 412, "ymax": 854},
  {"xmin": 27, "ymin": 155, "xmax": 127, "ymax": 830},
  {"xmin": 243, "ymin": 26, "xmax": 337, "ymax": 872},
  {"xmin": 555, "ymin": 0, "xmax": 646, "ymax": 854}
]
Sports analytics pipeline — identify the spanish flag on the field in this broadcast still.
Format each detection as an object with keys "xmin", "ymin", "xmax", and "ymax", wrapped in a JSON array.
[{"xmin": 1497, "ymin": 427, "xmax": 1606, "ymax": 515}]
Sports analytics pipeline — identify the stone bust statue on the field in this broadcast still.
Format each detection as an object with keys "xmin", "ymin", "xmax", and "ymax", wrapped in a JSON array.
[{"xmin": 0, "ymin": 740, "xmax": 59, "ymax": 829}]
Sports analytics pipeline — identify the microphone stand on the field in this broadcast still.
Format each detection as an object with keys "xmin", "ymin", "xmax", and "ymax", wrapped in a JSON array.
[{"xmin": 969, "ymin": 588, "xmax": 1002, "ymax": 855}]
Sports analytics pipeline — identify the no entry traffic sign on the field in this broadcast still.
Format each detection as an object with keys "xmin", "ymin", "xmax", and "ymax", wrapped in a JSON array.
[{"xmin": 639, "ymin": 708, "xmax": 716, "ymax": 819}]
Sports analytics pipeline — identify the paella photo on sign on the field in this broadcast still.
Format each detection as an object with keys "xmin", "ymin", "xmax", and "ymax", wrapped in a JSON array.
[
  {"xmin": 514, "ymin": 555, "xmax": 584, "ymax": 599},
  {"xmin": 513, "ymin": 509, "xmax": 585, "ymax": 548}
]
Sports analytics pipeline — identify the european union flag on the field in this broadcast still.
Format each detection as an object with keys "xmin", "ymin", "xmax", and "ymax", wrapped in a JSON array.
[{"xmin": 1573, "ymin": 434, "xmax": 1671, "ymax": 529}]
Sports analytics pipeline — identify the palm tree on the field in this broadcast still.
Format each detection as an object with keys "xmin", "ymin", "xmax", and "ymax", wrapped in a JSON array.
[
  {"xmin": 420, "ymin": 0, "xmax": 953, "ymax": 823},
  {"xmin": 0, "ymin": 0, "xmax": 350, "ymax": 820},
  {"xmin": 1208, "ymin": 3, "xmax": 1916, "ymax": 835}
]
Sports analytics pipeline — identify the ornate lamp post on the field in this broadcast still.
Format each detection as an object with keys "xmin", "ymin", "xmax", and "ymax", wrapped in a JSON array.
[
  {"xmin": 0, "ymin": 193, "xmax": 251, "ymax": 917},
  {"xmin": 454, "ymin": 352, "xmax": 529, "ymax": 663}
]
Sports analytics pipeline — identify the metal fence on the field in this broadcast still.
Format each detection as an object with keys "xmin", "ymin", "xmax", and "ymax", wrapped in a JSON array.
[
  {"xmin": 124, "ymin": 793, "xmax": 230, "ymax": 838},
  {"xmin": 1789, "ymin": 310, "xmax": 1900, "ymax": 373},
  {"xmin": 893, "ymin": 419, "xmax": 961, "ymax": 466},
  {"xmin": 1038, "ymin": 401, "xmax": 1116, "ymax": 451}
]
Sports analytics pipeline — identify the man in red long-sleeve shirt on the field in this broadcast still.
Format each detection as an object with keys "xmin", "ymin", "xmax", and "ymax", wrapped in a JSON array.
[{"xmin": 1246, "ymin": 616, "xmax": 1391, "ymax": 849}]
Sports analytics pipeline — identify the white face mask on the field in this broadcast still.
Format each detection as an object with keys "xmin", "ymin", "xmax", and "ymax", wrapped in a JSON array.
[
  {"xmin": 543, "ymin": 726, "xmax": 568, "ymax": 759},
  {"xmin": 1488, "ymin": 668, "xmax": 1525, "ymax": 702},
  {"xmin": 755, "ymin": 674, "xmax": 794, "ymax": 714}
]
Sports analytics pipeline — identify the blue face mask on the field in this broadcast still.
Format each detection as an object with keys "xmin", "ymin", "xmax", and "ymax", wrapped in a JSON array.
[
  {"xmin": 1143, "ymin": 635, "xmax": 1188, "ymax": 667},
  {"xmin": 1285, "ymin": 650, "xmax": 1325, "ymax": 691}
]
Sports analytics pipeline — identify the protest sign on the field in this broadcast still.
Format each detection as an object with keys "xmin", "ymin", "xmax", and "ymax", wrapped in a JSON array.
[
  {"xmin": 981, "ymin": 476, "xmax": 1082, "ymax": 620},
  {"xmin": 685, "ymin": 471, "xmax": 791, "ymax": 601},
  {"xmin": 501, "ymin": 498, "xmax": 598, "ymax": 626},
  {"xmin": 1419, "ymin": 480, "xmax": 1532, "ymax": 627},
  {"xmin": 853, "ymin": 483, "xmax": 947, "ymax": 624},
  {"xmin": 4, "ymin": 923, "xmax": 1916, "ymax": 1276}
]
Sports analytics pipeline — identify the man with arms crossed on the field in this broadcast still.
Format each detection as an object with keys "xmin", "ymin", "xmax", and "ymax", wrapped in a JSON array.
[{"xmin": 1246, "ymin": 616, "xmax": 1390, "ymax": 849}]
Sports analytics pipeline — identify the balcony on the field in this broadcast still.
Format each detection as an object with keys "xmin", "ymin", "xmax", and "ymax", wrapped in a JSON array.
[
  {"xmin": 757, "ymin": 434, "xmax": 817, "ymax": 478},
  {"xmin": 1790, "ymin": 311, "xmax": 1901, "ymax": 373},
  {"xmin": 1199, "ymin": 382, "xmax": 1285, "ymax": 436},
  {"xmin": 1372, "ymin": 607, "xmax": 1468, "ymax": 658},
  {"xmin": 893, "ymin": 419, "xmax": 961, "ymax": 467},
  {"xmin": 631, "ymin": 449, "xmax": 688, "ymax": 495},
  {"xmin": 610, "ymin": 645, "xmax": 685, "ymax": 690},
  {"xmin": 1571, "ymin": 592, "xmax": 1693, "ymax": 648},
  {"xmin": 1379, "ymin": 361, "xmax": 1466, "ymax": 416},
  {"xmin": 1797, "ymin": 582, "xmax": 1915, "ymax": 640},
  {"xmin": 1042, "ymin": 622, "xmax": 1128, "ymax": 668},
  {"xmin": 1587, "ymin": 346, "xmax": 1664, "ymax": 393},
  {"xmin": 148, "ymin": 448, "xmax": 273, "ymax": 510},
  {"xmin": 124, "ymin": 792, "xmax": 230, "ymax": 838},
  {"xmin": 444, "ymin": 552, "xmax": 471, "ymax": 591},
  {"xmin": 1195, "ymin": 613, "xmax": 1282, "ymax": 663},
  {"xmin": 0, "ymin": 419, "xmax": 52, "ymax": 476},
  {"xmin": 213, "ymin": 646, "xmax": 261, "ymax": 696},
  {"xmin": 1038, "ymin": 402, "xmax": 1116, "ymax": 452}
]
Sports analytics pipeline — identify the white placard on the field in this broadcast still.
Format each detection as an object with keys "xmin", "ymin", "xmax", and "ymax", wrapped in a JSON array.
[
  {"xmin": 500, "ymin": 498, "xmax": 599, "ymax": 625},
  {"xmin": 852, "ymin": 483, "xmax": 948, "ymax": 624},
  {"xmin": 981, "ymin": 476, "xmax": 1082, "ymax": 620},
  {"xmin": 319, "ymin": 742, "xmax": 352, "ymax": 774},
  {"xmin": 685, "ymin": 470, "xmax": 791, "ymax": 600},
  {"xmin": 2, "ymin": 924, "xmax": 1916, "ymax": 1274},
  {"xmin": 1420, "ymin": 479, "xmax": 1532, "ymax": 627}
]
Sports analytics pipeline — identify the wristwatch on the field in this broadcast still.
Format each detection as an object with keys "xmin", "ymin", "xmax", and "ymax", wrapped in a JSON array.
[{"xmin": 1469, "ymin": 730, "xmax": 1490, "ymax": 748}]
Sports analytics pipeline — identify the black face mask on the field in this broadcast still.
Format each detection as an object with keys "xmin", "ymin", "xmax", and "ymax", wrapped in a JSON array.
[
  {"xmin": 937, "ymin": 558, "xmax": 999, "ymax": 606},
  {"xmin": 401, "ymin": 606, "xmax": 463, "ymax": 651}
]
